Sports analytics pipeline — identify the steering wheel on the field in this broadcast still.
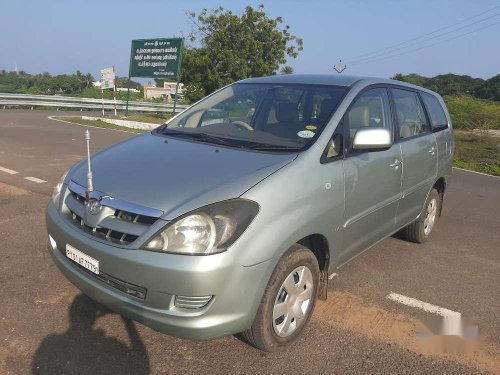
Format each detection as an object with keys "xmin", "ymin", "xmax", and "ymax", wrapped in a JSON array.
[{"xmin": 231, "ymin": 120, "xmax": 253, "ymax": 131}]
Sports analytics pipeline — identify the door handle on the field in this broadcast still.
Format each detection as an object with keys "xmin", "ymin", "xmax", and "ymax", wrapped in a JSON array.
[
  {"xmin": 389, "ymin": 159, "xmax": 401, "ymax": 170},
  {"xmin": 428, "ymin": 146, "xmax": 436, "ymax": 155}
]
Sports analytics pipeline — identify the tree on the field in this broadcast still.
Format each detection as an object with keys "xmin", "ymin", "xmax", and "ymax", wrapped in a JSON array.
[
  {"xmin": 474, "ymin": 74, "xmax": 500, "ymax": 102},
  {"xmin": 182, "ymin": 5, "xmax": 303, "ymax": 101},
  {"xmin": 280, "ymin": 66, "xmax": 294, "ymax": 74},
  {"xmin": 391, "ymin": 73, "xmax": 497, "ymax": 99}
]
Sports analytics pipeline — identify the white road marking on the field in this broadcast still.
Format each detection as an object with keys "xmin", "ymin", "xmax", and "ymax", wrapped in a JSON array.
[
  {"xmin": 24, "ymin": 177, "xmax": 47, "ymax": 184},
  {"xmin": 0, "ymin": 166, "xmax": 19, "ymax": 175},
  {"xmin": 453, "ymin": 167, "xmax": 500, "ymax": 179},
  {"xmin": 387, "ymin": 292, "xmax": 461, "ymax": 318}
]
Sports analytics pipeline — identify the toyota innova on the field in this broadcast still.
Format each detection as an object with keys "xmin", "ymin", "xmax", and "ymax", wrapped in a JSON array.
[{"xmin": 46, "ymin": 75, "xmax": 454, "ymax": 351}]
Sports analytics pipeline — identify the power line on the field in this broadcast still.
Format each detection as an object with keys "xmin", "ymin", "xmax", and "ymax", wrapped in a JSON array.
[
  {"xmin": 349, "ymin": 19, "xmax": 500, "ymax": 66},
  {"xmin": 349, "ymin": 12, "xmax": 499, "ymax": 65},
  {"xmin": 349, "ymin": 4, "xmax": 500, "ymax": 61}
]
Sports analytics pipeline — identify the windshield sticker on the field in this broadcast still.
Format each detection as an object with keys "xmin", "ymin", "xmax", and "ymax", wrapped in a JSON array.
[
  {"xmin": 297, "ymin": 130, "xmax": 315, "ymax": 138},
  {"xmin": 305, "ymin": 125, "xmax": 317, "ymax": 130}
]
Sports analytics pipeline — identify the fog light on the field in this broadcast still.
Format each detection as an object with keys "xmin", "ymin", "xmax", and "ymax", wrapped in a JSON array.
[{"xmin": 174, "ymin": 295, "xmax": 212, "ymax": 309}]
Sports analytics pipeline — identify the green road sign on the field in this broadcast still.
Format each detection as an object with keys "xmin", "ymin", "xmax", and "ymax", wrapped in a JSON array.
[{"xmin": 129, "ymin": 38, "xmax": 183, "ymax": 78}]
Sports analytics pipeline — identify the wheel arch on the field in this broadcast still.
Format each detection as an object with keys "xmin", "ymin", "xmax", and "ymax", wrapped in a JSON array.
[
  {"xmin": 433, "ymin": 177, "xmax": 447, "ymax": 216},
  {"xmin": 297, "ymin": 234, "xmax": 330, "ymax": 301}
]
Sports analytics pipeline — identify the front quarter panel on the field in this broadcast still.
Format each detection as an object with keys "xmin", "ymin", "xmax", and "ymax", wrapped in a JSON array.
[{"xmin": 235, "ymin": 153, "xmax": 344, "ymax": 269}]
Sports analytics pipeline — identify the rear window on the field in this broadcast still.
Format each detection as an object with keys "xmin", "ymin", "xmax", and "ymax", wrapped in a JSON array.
[{"xmin": 422, "ymin": 93, "xmax": 448, "ymax": 129}]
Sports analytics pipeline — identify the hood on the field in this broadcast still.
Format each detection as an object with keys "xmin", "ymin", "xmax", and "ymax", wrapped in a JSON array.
[{"xmin": 70, "ymin": 133, "xmax": 296, "ymax": 219}]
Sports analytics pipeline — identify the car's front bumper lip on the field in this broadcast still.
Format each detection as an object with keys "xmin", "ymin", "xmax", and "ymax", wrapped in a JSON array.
[{"xmin": 46, "ymin": 203, "xmax": 272, "ymax": 340}]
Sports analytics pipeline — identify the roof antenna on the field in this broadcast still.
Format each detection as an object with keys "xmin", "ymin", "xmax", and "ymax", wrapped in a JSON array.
[
  {"xmin": 333, "ymin": 60, "xmax": 347, "ymax": 74},
  {"xmin": 85, "ymin": 129, "xmax": 93, "ymax": 201}
]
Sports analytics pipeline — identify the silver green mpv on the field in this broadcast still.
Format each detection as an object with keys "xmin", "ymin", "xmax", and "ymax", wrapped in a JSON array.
[{"xmin": 46, "ymin": 75, "xmax": 454, "ymax": 351}]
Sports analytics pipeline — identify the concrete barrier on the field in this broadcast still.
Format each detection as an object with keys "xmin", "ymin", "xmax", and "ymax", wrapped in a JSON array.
[{"xmin": 81, "ymin": 116, "xmax": 162, "ymax": 131}]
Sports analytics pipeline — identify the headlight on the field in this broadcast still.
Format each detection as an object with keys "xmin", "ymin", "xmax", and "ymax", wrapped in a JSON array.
[
  {"xmin": 51, "ymin": 170, "xmax": 68, "ymax": 207},
  {"xmin": 144, "ymin": 199, "xmax": 259, "ymax": 255}
]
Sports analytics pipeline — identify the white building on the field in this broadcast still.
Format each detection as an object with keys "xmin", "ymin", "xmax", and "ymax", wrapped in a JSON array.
[
  {"xmin": 116, "ymin": 87, "xmax": 140, "ymax": 93},
  {"xmin": 143, "ymin": 82, "xmax": 184, "ymax": 101}
]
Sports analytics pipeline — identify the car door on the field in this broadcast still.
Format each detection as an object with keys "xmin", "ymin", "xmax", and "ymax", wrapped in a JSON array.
[
  {"xmin": 340, "ymin": 87, "xmax": 402, "ymax": 264},
  {"xmin": 390, "ymin": 88, "xmax": 438, "ymax": 228}
]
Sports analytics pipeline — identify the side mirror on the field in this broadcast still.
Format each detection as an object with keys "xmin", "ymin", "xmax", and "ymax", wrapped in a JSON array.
[{"xmin": 353, "ymin": 128, "xmax": 392, "ymax": 150}]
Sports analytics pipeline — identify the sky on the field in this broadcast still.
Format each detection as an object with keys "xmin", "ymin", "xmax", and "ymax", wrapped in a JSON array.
[{"xmin": 0, "ymin": 0, "xmax": 499, "ymax": 80}]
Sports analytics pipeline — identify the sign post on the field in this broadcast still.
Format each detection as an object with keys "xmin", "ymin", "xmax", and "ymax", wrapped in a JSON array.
[
  {"xmin": 172, "ymin": 39, "xmax": 184, "ymax": 115},
  {"xmin": 125, "ymin": 38, "xmax": 183, "ymax": 116},
  {"xmin": 100, "ymin": 67, "xmax": 116, "ymax": 116}
]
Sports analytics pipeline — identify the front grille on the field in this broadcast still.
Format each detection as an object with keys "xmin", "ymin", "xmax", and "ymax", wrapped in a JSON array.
[
  {"xmin": 61, "ymin": 246, "xmax": 147, "ymax": 300},
  {"xmin": 91, "ymin": 269, "xmax": 147, "ymax": 301},
  {"xmin": 63, "ymin": 182, "xmax": 162, "ymax": 246}
]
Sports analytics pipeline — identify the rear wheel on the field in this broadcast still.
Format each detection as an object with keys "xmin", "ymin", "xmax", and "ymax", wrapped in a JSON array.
[
  {"xmin": 401, "ymin": 188, "xmax": 440, "ymax": 243},
  {"xmin": 241, "ymin": 244, "xmax": 319, "ymax": 352}
]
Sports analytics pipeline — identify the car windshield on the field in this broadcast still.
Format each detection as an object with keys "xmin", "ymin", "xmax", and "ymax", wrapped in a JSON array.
[{"xmin": 156, "ymin": 83, "xmax": 347, "ymax": 151}]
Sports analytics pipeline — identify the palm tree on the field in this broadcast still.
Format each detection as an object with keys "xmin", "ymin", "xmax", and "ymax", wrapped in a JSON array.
[{"xmin": 280, "ymin": 66, "xmax": 294, "ymax": 75}]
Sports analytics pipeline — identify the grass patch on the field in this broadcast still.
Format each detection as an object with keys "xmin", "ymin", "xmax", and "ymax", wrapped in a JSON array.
[
  {"xmin": 58, "ymin": 117, "xmax": 147, "ymax": 134},
  {"xmin": 453, "ymin": 131, "xmax": 499, "ymax": 176}
]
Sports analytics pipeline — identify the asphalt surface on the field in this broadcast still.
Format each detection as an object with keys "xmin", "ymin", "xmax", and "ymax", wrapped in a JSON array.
[{"xmin": 0, "ymin": 110, "xmax": 499, "ymax": 375}]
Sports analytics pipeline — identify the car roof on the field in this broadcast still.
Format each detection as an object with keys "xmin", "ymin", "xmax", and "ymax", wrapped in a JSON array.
[
  {"xmin": 239, "ymin": 74, "xmax": 362, "ymax": 86},
  {"xmin": 238, "ymin": 74, "xmax": 439, "ymax": 96}
]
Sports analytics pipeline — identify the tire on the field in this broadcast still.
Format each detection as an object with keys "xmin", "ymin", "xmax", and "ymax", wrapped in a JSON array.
[
  {"xmin": 241, "ymin": 244, "xmax": 320, "ymax": 352},
  {"xmin": 401, "ymin": 188, "xmax": 441, "ymax": 243}
]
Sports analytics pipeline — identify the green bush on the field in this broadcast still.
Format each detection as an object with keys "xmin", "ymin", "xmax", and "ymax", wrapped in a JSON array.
[{"xmin": 445, "ymin": 96, "xmax": 500, "ymax": 130}]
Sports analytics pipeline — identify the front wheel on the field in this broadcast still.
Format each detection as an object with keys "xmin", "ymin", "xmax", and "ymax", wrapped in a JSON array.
[{"xmin": 241, "ymin": 244, "xmax": 319, "ymax": 352}]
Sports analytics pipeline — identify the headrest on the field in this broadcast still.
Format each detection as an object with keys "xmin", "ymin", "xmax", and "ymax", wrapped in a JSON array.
[
  {"xmin": 400, "ymin": 124, "xmax": 412, "ymax": 138},
  {"xmin": 276, "ymin": 102, "xmax": 299, "ymax": 123},
  {"xmin": 348, "ymin": 106, "xmax": 369, "ymax": 127},
  {"xmin": 321, "ymin": 99, "xmax": 336, "ymax": 114}
]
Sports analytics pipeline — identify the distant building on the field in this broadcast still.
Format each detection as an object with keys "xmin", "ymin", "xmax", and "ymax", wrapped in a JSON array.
[
  {"xmin": 163, "ymin": 81, "xmax": 185, "ymax": 95},
  {"xmin": 116, "ymin": 87, "xmax": 140, "ymax": 93},
  {"xmin": 143, "ymin": 82, "xmax": 184, "ymax": 101}
]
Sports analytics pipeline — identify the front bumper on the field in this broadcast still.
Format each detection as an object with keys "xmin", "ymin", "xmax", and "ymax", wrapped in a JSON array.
[{"xmin": 46, "ymin": 203, "xmax": 271, "ymax": 340}]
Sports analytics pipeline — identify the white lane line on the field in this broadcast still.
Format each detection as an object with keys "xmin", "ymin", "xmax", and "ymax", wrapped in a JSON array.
[
  {"xmin": 0, "ymin": 166, "xmax": 19, "ymax": 175},
  {"xmin": 387, "ymin": 292, "xmax": 461, "ymax": 318},
  {"xmin": 24, "ymin": 177, "xmax": 47, "ymax": 184},
  {"xmin": 453, "ymin": 167, "xmax": 500, "ymax": 179}
]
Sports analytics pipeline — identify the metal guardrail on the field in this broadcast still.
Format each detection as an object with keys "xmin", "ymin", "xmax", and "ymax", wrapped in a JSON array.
[{"xmin": 0, "ymin": 93, "xmax": 188, "ymax": 113}]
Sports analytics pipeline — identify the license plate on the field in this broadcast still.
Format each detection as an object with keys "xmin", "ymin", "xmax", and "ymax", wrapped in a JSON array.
[{"xmin": 66, "ymin": 244, "xmax": 99, "ymax": 275}]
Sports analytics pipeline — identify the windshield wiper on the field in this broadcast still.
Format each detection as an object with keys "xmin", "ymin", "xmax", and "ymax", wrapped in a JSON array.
[
  {"xmin": 245, "ymin": 144, "xmax": 302, "ymax": 151},
  {"xmin": 161, "ymin": 129, "xmax": 232, "ymax": 146}
]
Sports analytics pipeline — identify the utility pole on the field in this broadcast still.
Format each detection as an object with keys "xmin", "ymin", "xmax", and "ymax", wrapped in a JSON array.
[{"xmin": 333, "ymin": 60, "xmax": 347, "ymax": 74}]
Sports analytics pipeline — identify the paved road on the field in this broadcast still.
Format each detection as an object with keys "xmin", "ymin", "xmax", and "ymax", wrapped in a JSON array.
[{"xmin": 0, "ymin": 110, "xmax": 499, "ymax": 375}]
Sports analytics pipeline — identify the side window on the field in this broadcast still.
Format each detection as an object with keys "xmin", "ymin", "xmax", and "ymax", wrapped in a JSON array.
[
  {"xmin": 392, "ymin": 89, "xmax": 429, "ymax": 139},
  {"xmin": 422, "ymin": 92, "xmax": 448, "ymax": 130},
  {"xmin": 345, "ymin": 88, "xmax": 392, "ymax": 149}
]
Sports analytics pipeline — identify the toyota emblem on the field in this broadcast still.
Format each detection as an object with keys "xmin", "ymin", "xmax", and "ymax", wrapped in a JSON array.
[{"xmin": 86, "ymin": 198, "xmax": 103, "ymax": 215}]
